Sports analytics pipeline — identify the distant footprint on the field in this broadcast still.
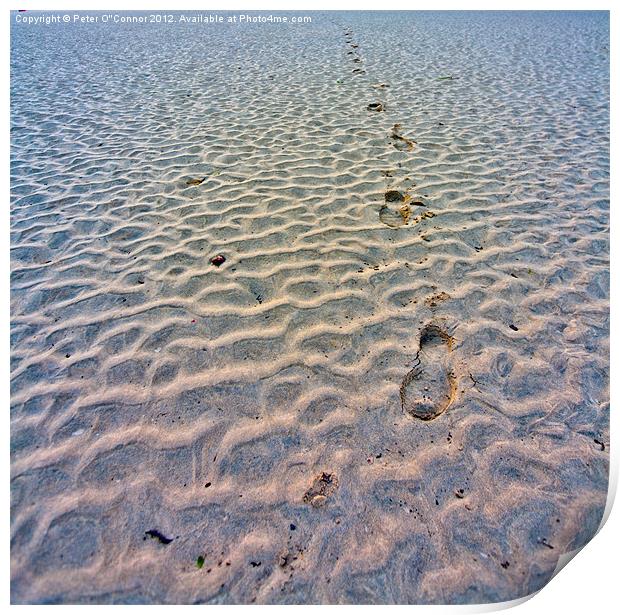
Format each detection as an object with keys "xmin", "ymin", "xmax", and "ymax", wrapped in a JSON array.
[
  {"xmin": 390, "ymin": 124, "xmax": 416, "ymax": 152},
  {"xmin": 400, "ymin": 324, "xmax": 456, "ymax": 420},
  {"xmin": 303, "ymin": 472, "xmax": 339, "ymax": 508}
]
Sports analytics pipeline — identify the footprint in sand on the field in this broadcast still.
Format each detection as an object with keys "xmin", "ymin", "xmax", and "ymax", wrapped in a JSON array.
[
  {"xmin": 303, "ymin": 472, "xmax": 338, "ymax": 508},
  {"xmin": 400, "ymin": 324, "xmax": 456, "ymax": 420},
  {"xmin": 379, "ymin": 190, "xmax": 414, "ymax": 227},
  {"xmin": 186, "ymin": 177, "xmax": 205, "ymax": 186},
  {"xmin": 390, "ymin": 123, "xmax": 416, "ymax": 151},
  {"xmin": 379, "ymin": 204, "xmax": 410, "ymax": 227}
]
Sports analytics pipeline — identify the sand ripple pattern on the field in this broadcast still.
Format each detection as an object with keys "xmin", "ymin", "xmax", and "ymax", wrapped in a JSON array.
[{"xmin": 11, "ymin": 11, "xmax": 608, "ymax": 604}]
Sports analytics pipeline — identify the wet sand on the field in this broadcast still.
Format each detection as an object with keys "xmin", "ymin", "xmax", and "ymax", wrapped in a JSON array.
[{"xmin": 10, "ymin": 10, "xmax": 609, "ymax": 604}]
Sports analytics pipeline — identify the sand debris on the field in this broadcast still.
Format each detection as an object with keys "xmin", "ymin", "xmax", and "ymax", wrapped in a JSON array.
[
  {"xmin": 303, "ymin": 472, "xmax": 338, "ymax": 508},
  {"xmin": 425, "ymin": 291, "xmax": 451, "ymax": 308},
  {"xmin": 210, "ymin": 254, "xmax": 226, "ymax": 267},
  {"xmin": 399, "ymin": 204, "xmax": 412, "ymax": 225}
]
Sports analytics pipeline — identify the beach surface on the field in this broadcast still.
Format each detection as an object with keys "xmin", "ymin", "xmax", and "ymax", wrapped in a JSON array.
[{"xmin": 10, "ymin": 10, "xmax": 609, "ymax": 604}]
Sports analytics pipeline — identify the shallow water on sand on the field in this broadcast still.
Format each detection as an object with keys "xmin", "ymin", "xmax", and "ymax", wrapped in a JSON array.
[{"xmin": 11, "ymin": 11, "xmax": 609, "ymax": 604}]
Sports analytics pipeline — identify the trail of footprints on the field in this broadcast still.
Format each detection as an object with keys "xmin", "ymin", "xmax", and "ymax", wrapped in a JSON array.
[
  {"xmin": 10, "ymin": 14, "xmax": 609, "ymax": 604},
  {"xmin": 343, "ymin": 26, "xmax": 456, "ymax": 422}
]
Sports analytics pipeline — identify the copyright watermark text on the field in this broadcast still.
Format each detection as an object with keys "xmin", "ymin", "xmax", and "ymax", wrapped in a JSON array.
[{"xmin": 13, "ymin": 13, "xmax": 313, "ymax": 26}]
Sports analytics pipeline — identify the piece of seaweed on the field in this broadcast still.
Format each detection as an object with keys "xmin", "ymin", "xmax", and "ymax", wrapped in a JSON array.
[{"xmin": 144, "ymin": 529, "xmax": 173, "ymax": 544}]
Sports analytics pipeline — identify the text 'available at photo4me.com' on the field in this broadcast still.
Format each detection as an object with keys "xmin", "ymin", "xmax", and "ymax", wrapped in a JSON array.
[{"xmin": 13, "ymin": 12, "xmax": 314, "ymax": 26}]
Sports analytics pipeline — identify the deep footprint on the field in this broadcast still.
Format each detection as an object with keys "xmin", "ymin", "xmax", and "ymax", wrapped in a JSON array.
[{"xmin": 400, "ymin": 324, "xmax": 456, "ymax": 420}]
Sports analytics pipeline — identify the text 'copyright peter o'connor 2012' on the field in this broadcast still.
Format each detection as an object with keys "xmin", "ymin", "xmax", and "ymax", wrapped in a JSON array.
[{"xmin": 13, "ymin": 13, "xmax": 313, "ymax": 25}]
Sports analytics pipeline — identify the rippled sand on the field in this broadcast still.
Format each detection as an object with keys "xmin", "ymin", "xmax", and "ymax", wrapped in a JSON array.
[{"xmin": 10, "ymin": 11, "xmax": 609, "ymax": 604}]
